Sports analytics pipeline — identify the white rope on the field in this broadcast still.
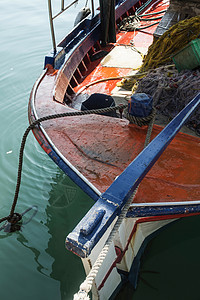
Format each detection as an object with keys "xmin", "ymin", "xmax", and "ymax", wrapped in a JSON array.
[
  {"xmin": 73, "ymin": 190, "xmax": 137, "ymax": 300},
  {"xmin": 73, "ymin": 113, "xmax": 156, "ymax": 300}
]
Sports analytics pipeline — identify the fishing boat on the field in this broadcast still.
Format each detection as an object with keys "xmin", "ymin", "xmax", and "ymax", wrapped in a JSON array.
[{"xmin": 28, "ymin": 0, "xmax": 200, "ymax": 298}]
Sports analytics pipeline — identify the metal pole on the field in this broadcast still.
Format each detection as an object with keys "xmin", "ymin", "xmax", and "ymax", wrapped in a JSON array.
[
  {"xmin": 53, "ymin": 0, "xmax": 78, "ymax": 20},
  {"xmin": 91, "ymin": 0, "xmax": 94, "ymax": 16},
  {"xmin": 48, "ymin": 0, "xmax": 57, "ymax": 55},
  {"xmin": 61, "ymin": 0, "xmax": 64, "ymax": 11}
]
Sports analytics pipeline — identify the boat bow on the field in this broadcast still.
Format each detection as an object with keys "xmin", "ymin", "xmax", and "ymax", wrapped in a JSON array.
[{"xmin": 66, "ymin": 93, "xmax": 200, "ymax": 258}]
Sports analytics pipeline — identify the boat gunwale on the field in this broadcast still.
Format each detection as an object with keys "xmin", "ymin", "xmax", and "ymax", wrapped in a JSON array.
[
  {"xmin": 28, "ymin": 71, "xmax": 101, "ymax": 201},
  {"xmin": 29, "ymin": 0, "xmax": 200, "ymax": 210},
  {"xmin": 29, "ymin": 72, "xmax": 200, "ymax": 211},
  {"xmin": 65, "ymin": 93, "xmax": 200, "ymax": 258},
  {"xmin": 28, "ymin": 0, "xmax": 156, "ymax": 202}
]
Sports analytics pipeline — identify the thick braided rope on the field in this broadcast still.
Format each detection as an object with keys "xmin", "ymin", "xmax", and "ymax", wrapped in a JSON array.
[
  {"xmin": 7, "ymin": 105, "xmax": 127, "ymax": 222},
  {"xmin": 125, "ymin": 106, "xmax": 156, "ymax": 127},
  {"xmin": 74, "ymin": 190, "xmax": 138, "ymax": 300},
  {"xmin": 73, "ymin": 111, "xmax": 156, "ymax": 299},
  {"xmin": 1, "ymin": 105, "xmax": 127, "ymax": 225},
  {"xmin": 0, "ymin": 103, "xmax": 155, "ymax": 225}
]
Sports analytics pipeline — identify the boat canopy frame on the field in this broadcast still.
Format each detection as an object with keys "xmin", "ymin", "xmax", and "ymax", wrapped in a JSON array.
[{"xmin": 47, "ymin": 0, "xmax": 95, "ymax": 55}]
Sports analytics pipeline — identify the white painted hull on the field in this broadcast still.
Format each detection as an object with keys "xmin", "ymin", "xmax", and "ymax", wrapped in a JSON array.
[{"xmin": 81, "ymin": 217, "xmax": 177, "ymax": 299}]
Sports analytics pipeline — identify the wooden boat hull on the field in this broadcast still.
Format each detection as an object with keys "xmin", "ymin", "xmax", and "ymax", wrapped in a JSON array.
[
  {"xmin": 29, "ymin": 0, "xmax": 200, "ymax": 206},
  {"xmin": 29, "ymin": 0, "xmax": 200, "ymax": 298}
]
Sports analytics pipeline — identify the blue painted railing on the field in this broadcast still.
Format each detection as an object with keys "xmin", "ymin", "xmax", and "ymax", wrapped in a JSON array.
[
  {"xmin": 66, "ymin": 94, "xmax": 200, "ymax": 258},
  {"xmin": 44, "ymin": 0, "xmax": 140, "ymax": 69}
]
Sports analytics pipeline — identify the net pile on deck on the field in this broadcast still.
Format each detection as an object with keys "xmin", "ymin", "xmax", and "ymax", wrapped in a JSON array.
[
  {"xmin": 117, "ymin": 15, "xmax": 200, "ymax": 133},
  {"xmin": 136, "ymin": 67, "xmax": 200, "ymax": 132}
]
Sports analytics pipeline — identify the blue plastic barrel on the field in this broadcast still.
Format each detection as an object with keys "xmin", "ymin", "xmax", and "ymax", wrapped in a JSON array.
[{"xmin": 128, "ymin": 93, "xmax": 153, "ymax": 117}]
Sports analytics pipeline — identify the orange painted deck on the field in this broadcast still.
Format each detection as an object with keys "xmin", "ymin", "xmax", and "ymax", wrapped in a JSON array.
[{"xmin": 32, "ymin": 0, "xmax": 200, "ymax": 204}]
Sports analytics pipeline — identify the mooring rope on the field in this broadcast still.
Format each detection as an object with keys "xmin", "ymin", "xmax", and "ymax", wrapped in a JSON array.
[
  {"xmin": 0, "ymin": 100, "xmax": 155, "ymax": 232},
  {"xmin": 0, "ymin": 104, "xmax": 130, "ymax": 228},
  {"xmin": 0, "ymin": 206, "xmax": 38, "ymax": 232},
  {"xmin": 74, "ymin": 192, "xmax": 138, "ymax": 300},
  {"xmin": 73, "ymin": 109, "xmax": 156, "ymax": 300},
  {"xmin": 118, "ymin": 5, "xmax": 166, "ymax": 32},
  {"xmin": 125, "ymin": 106, "xmax": 156, "ymax": 126}
]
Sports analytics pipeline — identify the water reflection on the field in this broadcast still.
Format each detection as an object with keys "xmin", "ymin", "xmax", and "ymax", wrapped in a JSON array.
[
  {"xmin": 0, "ymin": 171, "xmax": 93, "ymax": 300},
  {"xmin": 19, "ymin": 231, "xmax": 48, "ymax": 275},
  {"xmin": 44, "ymin": 172, "xmax": 93, "ymax": 299},
  {"xmin": 0, "ymin": 1, "xmax": 97, "ymax": 299}
]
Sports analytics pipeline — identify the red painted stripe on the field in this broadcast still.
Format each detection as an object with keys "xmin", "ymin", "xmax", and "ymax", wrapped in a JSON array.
[{"xmin": 98, "ymin": 212, "xmax": 200, "ymax": 290}]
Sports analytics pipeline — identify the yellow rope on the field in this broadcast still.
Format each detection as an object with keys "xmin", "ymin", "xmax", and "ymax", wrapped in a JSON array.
[
  {"xmin": 141, "ymin": 15, "xmax": 200, "ymax": 71},
  {"xmin": 118, "ymin": 15, "xmax": 200, "ymax": 91},
  {"xmin": 117, "ymin": 64, "xmax": 175, "ymax": 91}
]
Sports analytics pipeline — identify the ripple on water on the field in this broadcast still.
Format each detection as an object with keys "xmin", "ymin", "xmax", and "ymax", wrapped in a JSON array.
[{"xmin": 0, "ymin": 1, "xmax": 99, "ymax": 299}]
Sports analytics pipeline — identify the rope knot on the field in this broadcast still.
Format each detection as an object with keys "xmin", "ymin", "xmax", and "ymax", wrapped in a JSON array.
[
  {"xmin": 7, "ymin": 212, "xmax": 22, "ymax": 224},
  {"xmin": 3, "ymin": 213, "xmax": 23, "ymax": 233},
  {"xmin": 125, "ymin": 107, "xmax": 156, "ymax": 127}
]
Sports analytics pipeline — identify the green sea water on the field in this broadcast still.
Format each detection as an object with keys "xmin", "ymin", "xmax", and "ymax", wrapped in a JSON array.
[
  {"xmin": 0, "ymin": 1, "xmax": 94, "ymax": 299},
  {"xmin": 0, "ymin": 1, "xmax": 200, "ymax": 300}
]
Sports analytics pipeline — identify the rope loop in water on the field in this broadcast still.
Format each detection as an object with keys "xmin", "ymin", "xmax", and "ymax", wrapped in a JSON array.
[{"xmin": 0, "ymin": 102, "xmax": 155, "ymax": 234}]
